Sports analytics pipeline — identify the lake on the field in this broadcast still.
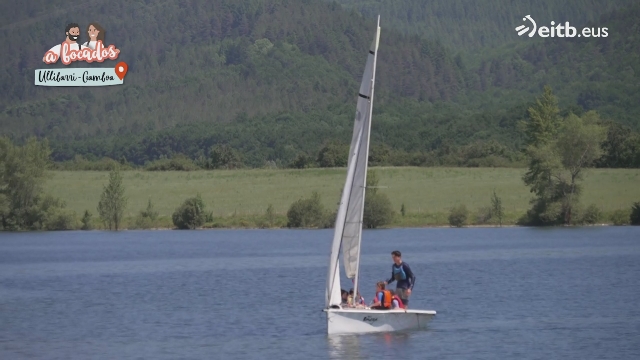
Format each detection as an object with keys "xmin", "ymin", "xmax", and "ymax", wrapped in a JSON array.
[{"xmin": 1, "ymin": 227, "xmax": 639, "ymax": 359}]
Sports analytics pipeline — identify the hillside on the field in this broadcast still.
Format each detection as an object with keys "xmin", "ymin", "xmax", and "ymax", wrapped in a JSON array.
[
  {"xmin": 0, "ymin": 0, "xmax": 638, "ymax": 168},
  {"xmin": 0, "ymin": 0, "xmax": 461, "ymax": 141},
  {"xmin": 465, "ymin": 5, "xmax": 640, "ymax": 127}
]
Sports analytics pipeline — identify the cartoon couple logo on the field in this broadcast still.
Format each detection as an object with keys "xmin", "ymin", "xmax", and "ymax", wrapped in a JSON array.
[{"xmin": 43, "ymin": 22, "xmax": 120, "ymax": 65}]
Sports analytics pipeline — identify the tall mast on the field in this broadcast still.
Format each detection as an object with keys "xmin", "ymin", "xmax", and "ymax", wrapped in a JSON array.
[{"xmin": 352, "ymin": 16, "xmax": 380, "ymax": 306}]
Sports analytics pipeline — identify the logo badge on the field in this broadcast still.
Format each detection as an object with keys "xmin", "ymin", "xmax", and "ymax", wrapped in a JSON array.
[
  {"xmin": 35, "ymin": 22, "xmax": 126, "ymax": 87},
  {"xmin": 515, "ymin": 15, "xmax": 537, "ymax": 37}
]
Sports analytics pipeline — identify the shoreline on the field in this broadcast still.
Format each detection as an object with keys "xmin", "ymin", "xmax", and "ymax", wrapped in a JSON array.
[{"xmin": 3, "ymin": 223, "xmax": 624, "ymax": 232}]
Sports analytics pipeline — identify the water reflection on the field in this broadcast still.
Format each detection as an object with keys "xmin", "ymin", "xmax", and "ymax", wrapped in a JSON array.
[
  {"xmin": 327, "ymin": 331, "xmax": 415, "ymax": 359},
  {"xmin": 327, "ymin": 334, "xmax": 362, "ymax": 360},
  {"xmin": 374, "ymin": 331, "xmax": 411, "ymax": 347}
]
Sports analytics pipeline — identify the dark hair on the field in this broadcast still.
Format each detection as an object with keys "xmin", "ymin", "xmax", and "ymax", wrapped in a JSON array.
[
  {"xmin": 65, "ymin": 23, "xmax": 80, "ymax": 34},
  {"xmin": 87, "ymin": 22, "xmax": 106, "ymax": 42},
  {"xmin": 391, "ymin": 250, "xmax": 401, "ymax": 257},
  {"xmin": 341, "ymin": 289, "xmax": 348, "ymax": 295}
]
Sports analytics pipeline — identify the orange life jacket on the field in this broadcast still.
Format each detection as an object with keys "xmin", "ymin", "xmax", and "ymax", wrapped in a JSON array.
[
  {"xmin": 393, "ymin": 295, "xmax": 405, "ymax": 309},
  {"xmin": 375, "ymin": 290, "xmax": 392, "ymax": 308}
]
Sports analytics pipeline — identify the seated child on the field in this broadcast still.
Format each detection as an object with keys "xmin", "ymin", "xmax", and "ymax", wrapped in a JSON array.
[
  {"xmin": 341, "ymin": 289, "xmax": 349, "ymax": 305},
  {"xmin": 389, "ymin": 289, "xmax": 405, "ymax": 309},
  {"xmin": 370, "ymin": 281, "xmax": 392, "ymax": 310},
  {"xmin": 348, "ymin": 288, "xmax": 365, "ymax": 307}
]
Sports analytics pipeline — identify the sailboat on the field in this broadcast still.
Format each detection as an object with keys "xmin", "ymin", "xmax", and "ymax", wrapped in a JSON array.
[{"xmin": 323, "ymin": 16, "xmax": 436, "ymax": 335}]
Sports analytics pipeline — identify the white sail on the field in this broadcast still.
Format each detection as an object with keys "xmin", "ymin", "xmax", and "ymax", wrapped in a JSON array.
[
  {"xmin": 326, "ymin": 128, "xmax": 364, "ymax": 307},
  {"xmin": 325, "ymin": 17, "xmax": 381, "ymax": 308},
  {"xmin": 341, "ymin": 20, "xmax": 380, "ymax": 282}
]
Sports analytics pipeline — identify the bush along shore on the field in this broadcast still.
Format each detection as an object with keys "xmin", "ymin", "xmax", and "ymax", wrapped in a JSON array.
[{"xmin": 18, "ymin": 205, "xmax": 640, "ymax": 231}]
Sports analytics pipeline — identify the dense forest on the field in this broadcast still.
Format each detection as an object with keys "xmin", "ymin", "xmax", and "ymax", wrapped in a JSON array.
[
  {"xmin": 0, "ymin": 0, "xmax": 638, "ymax": 168},
  {"xmin": 1, "ymin": 0, "xmax": 461, "ymax": 140}
]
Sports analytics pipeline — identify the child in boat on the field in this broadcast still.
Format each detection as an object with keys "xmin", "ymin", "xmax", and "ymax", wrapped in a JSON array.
[
  {"xmin": 389, "ymin": 289, "xmax": 405, "ymax": 309},
  {"xmin": 348, "ymin": 288, "xmax": 365, "ymax": 307},
  {"xmin": 341, "ymin": 289, "xmax": 349, "ymax": 305},
  {"xmin": 370, "ymin": 281, "xmax": 392, "ymax": 310}
]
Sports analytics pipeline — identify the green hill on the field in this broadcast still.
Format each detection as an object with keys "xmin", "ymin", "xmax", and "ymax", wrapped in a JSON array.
[
  {"xmin": 0, "ymin": 0, "xmax": 638, "ymax": 168},
  {"xmin": 465, "ymin": 6, "xmax": 640, "ymax": 127},
  {"xmin": 0, "ymin": 0, "xmax": 461, "ymax": 141}
]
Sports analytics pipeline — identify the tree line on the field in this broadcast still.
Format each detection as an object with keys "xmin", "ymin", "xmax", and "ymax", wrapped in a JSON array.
[
  {"xmin": 442, "ymin": 86, "xmax": 640, "ymax": 227},
  {"xmin": 46, "ymin": 87, "xmax": 640, "ymax": 170}
]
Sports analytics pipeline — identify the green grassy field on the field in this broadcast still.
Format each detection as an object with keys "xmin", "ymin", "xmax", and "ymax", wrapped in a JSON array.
[{"xmin": 45, "ymin": 167, "xmax": 640, "ymax": 227}]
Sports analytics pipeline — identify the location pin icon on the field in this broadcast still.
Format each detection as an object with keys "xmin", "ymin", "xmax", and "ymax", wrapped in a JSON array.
[{"xmin": 115, "ymin": 62, "xmax": 128, "ymax": 80}]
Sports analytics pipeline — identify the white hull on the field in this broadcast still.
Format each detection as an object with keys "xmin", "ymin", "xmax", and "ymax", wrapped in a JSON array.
[{"xmin": 325, "ymin": 308, "xmax": 436, "ymax": 335}]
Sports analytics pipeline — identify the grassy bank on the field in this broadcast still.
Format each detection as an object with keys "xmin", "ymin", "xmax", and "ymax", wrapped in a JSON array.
[{"xmin": 43, "ymin": 167, "xmax": 640, "ymax": 229}]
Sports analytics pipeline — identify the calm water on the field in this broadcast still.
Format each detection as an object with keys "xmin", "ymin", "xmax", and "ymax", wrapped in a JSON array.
[{"xmin": 1, "ymin": 227, "xmax": 639, "ymax": 359}]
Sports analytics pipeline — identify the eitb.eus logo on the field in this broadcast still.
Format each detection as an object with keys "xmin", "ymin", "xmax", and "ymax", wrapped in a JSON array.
[{"xmin": 515, "ymin": 15, "xmax": 608, "ymax": 38}]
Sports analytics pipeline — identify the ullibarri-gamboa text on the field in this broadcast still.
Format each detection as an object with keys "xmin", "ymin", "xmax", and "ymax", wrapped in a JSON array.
[{"xmin": 38, "ymin": 70, "xmax": 115, "ymax": 83}]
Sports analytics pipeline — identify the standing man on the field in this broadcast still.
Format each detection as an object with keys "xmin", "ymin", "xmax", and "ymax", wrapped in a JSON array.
[{"xmin": 385, "ymin": 250, "xmax": 415, "ymax": 308}]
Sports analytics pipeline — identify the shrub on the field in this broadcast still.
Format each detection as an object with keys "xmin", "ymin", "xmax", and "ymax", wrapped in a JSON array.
[
  {"xmin": 323, "ymin": 210, "xmax": 337, "ymax": 229},
  {"xmin": 265, "ymin": 204, "xmax": 276, "ymax": 227},
  {"xmin": 263, "ymin": 160, "xmax": 278, "ymax": 169},
  {"xmin": 448, "ymin": 204, "xmax": 469, "ymax": 227},
  {"xmin": 582, "ymin": 204, "xmax": 602, "ymax": 225},
  {"xmin": 538, "ymin": 201, "xmax": 564, "ymax": 225},
  {"xmin": 139, "ymin": 199, "xmax": 158, "ymax": 221},
  {"xmin": 208, "ymin": 145, "xmax": 242, "ymax": 169},
  {"xmin": 134, "ymin": 199, "xmax": 159, "ymax": 229},
  {"xmin": 400, "ymin": 203, "xmax": 406, "ymax": 217},
  {"xmin": 286, "ymin": 192, "xmax": 325, "ymax": 228},
  {"xmin": 369, "ymin": 144, "xmax": 392, "ymax": 166},
  {"xmin": 475, "ymin": 206, "xmax": 493, "ymax": 225},
  {"xmin": 81, "ymin": 210, "xmax": 93, "ymax": 230},
  {"xmin": 172, "ymin": 195, "xmax": 207, "ymax": 229},
  {"xmin": 317, "ymin": 142, "xmax": 348, "ymax": 167},
  {"xmin": 630, "ymin": 202, "xmax": 640, "ymax": 225},
  {"xmin": 145, "ymin": 156, "xmax": 200, "ymax": 171},
  {"xmin": 363, "ymin": 192, "xmax": 395, "ymax": 228},
  {"xmin": 610, "ymin": 209, "xmax": 630, "ymax": 226},
  {"xmin": 491, "ymin": 190, "xmax": 504, "ymax": 226},
  {"xmin": 33, "ymin": 195, "xmax": 77, "ymax": 231},
  {"xmin": 44, "ymin": 208, "xmax": 77, "ymax": 230},
  {"xmin": 355, "ymin": 169, "xmax": 394, "ymax": 228},
  {"xmin": 289, "ymin": 153, "xmax": 311, "ymax": 169},
  {"xmin": 97, "ymin": 167, "xmax": 127, "ymax": 231},
  {"xmin": 131, "ymin": 215, "xmax": 152, "ymax": 229}
]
